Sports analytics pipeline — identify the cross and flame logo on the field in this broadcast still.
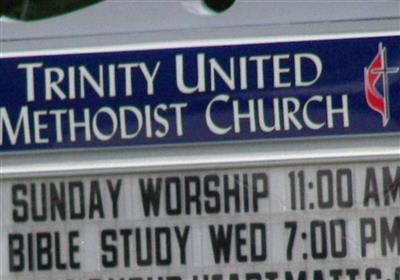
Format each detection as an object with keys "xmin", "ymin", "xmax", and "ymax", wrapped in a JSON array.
[{"xmin": 364, "ymin": 43, "xmax": 399, "ymax": 127}]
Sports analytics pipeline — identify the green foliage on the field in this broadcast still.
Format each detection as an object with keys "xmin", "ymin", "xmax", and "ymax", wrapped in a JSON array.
[
  {"xmin": 0, "ymin": 0, "xmax": 236, "ymax": 20},
  {"xmin": 0, "ymin": 0, "xmax": 104, "ymax": 21},
  {"xmin": 203, "ymin": 0, "xmax": 235, "ymax": 13}
]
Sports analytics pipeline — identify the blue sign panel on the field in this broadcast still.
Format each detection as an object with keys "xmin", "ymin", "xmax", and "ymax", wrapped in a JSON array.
[{"xmin": 1, "ymin": 34, "xmax": 399, "ymax": 152}]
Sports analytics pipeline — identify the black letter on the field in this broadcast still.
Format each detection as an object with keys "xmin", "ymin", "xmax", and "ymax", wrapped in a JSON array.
[
  {"xmin": 253, "ymin": 173, "xmax": 268, "ymax": 212},
  {"xmin": 285, "ymin": 271, "xmax": 306, "ymax": 280},
  {"xmin": 185, "ymin": 176, "xmax": 201, "ymax": 215},
  {"xmin": 136, "ymin": 228, "xmax": 152, "ymax": 266},
  {"xmin": 31, "ymin": 184, "xmax": 47, "ymax": 222},
  {"xmin": 165, "ymin": 177, "xmax": 182, "ymax": 216},
  {"xmin": 360, "ymin": 218, "xmax": 376, "ymax": 257},
  {"xmin": 251, "ymin": 223, "xmax": 267, "ymax": 261},
  {"xmin": 204, "ymin": 175, "xmax": 221, "ymax": 214},
  {"xmin": 69, "ymin": 181, "xmax": 85, "ymax": 220},
  {"xmin": 12, "ymin": 184, "xmax": 28, "ymax": 222},
  {"xmin": 383, "ymin": 166, "xmax": 400, "ymax": 206},
  {"xmin": 209, "ymin": 224, "xmax": 233, "ymax": 264},
  {"xmin": 107, "ymin": 179, "xmax": 122, "ymax": 218},
  {"xmin": 50, "ymin": 182, "xmax": 66, "ymax": 221},
  {"xmin": 235, "ymin": 223, "xmax": 247, "ymax": 262},
  {"xmin": 380, "ymin": 217, "xmax": 400, "ymax": 256},
  {"xmin": 155, "ymin": 227, "xmax": 172, "ymax": 265},
  {"xmin": 101, "ymin": 229, "xmax": 117, "ymax": 268},
  {"xmin": 8, "ymin": 234, "xmax": 24, "ymax": 272},
  {"xmin": 140, "ymin": 178, "xmax": 162, "ymax": 217},
  {"xmin": 366, "ymin": 268, "xmax": 381, "ymax": 280},
  {"xmin": 120, "ymin": 229, "xmax": 132, "ymax": 267},
  {"xmin": 364, "ymin": 168, "xmax": 380, "ymax": 207},
  {"xmin": 175, "ymin": 226, "xmax": 190, "ymax": 264},
  {"xmin": 69, "ymin": 231, "xmax": 80, "ymax": 269},
  {"xmin": 88, "ymin": 180, "xmax": 105, "ymax": 219},
  {"xmin": 37, "ymin": 232, "xmax": 52, "ymax": 270}
]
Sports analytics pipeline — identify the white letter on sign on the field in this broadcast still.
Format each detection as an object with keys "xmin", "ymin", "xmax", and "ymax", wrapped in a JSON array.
[
  {"xmin": 206, "ymin": 95, "xmax": 232, "ymax": 135},
  {"xmin": 295, "ymin": 53, "xmax": 323, "ymax": 87},
  {"xmin": 17, "ymin": 63, "xmax": 44, "ymax": 102},
  {"xmin": 176, "ymin": 54, "xmax": 206, "ymax": 94}
]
